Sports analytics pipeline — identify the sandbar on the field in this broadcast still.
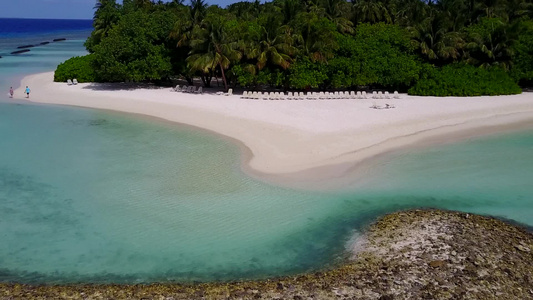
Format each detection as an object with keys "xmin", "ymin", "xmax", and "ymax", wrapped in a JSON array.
[{"xmin": 14, "ymin": 72, "xmax": 533, "ymax": 187}]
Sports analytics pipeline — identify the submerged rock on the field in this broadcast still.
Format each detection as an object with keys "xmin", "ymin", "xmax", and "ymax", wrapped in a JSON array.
[
  {"xmin": 17, "ymin": 45, "xmax": 34, "ymax": 49},
  {"xmin": 0, "ymin": 209, "xmax": 531, "ymax": 299},
  {"xmin": 53, "ymin": 38, "xmax": 67, "ymax": 42}
]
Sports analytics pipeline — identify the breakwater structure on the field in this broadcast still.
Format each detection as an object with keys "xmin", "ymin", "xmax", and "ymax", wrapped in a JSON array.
[
  {"xmin": 5, "ymin": 38, "xmax": 67, "ymax": 56},
  {"xmin": 10, "ymin": 49, "xmax": 31, "ymax": 55}
]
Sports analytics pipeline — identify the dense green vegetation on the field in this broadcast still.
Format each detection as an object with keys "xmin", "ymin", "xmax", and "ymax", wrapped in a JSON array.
[
  {"xmin": 55, "ymin": 0, "xmax": 533, "ymax": 96},
  {"xmin": 54, "ymin": 55, "xmax": 96, "ymax": 83},
  {"xmin": 409, "ymin": 64, "xmax": 522, "ymax": 96}
]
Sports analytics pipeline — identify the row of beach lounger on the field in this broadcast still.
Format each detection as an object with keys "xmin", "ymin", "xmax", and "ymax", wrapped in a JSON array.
[
  {"xmin": 66, "ymin": 79, "xmax": 78, "ymax": 85},
  {"xmin": 241, "ymin": 91, "xmax": 400, "ymax": 100},
  {"xmin": 173, "ymin": 85, "xmax": 203, "ymax": 94}
]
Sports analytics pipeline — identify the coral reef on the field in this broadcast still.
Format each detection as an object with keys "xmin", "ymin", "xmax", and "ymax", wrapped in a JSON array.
[{"xmin": 1, "ymin": 209, "xmax": 532, "ymax": 299}]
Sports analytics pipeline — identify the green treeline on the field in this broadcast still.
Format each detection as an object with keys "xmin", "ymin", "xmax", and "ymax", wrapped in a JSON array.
[{"xmin": 54, "ymin": 0, "xmax": 533, "ymax": 96}]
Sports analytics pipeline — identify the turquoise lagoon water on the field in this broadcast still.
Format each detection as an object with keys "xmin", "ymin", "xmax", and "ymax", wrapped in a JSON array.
[{"xmin": 0, "ymin": 23, "xmax": 532, "ymax": 284}]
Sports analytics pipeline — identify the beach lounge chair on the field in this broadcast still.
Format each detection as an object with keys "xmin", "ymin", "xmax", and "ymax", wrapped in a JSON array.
[
  {"xmin": 298, "ymin": 92, "xmax": 304, "ymax": 100},
  {"xmin": 362, "ymin": 91, "xmax": 367, "ymax": 99},
  {"xmin": 393, "ymin": 91, "xmax": 400, "ymax": 99},
  {"xmin": 356, "ymin": 91, "xmax": 362, "ymax": 99},
  {"xmin": 372, "ymin": 91, "xmax": 378, "ymax": 99},
  {"xmin": 67, "ymin": 79, "xmax": 73, "ymax": 85},
  {"xmin": 279, "ymin": 92, "xmax": 286, "ymax": 100},
  {"xmin": 350, "ymin": 91, "xmax": 356, "ymax": 99},
  {"xmin": 241, "ymin": 91, "xmax": 248, "ymax": 99},
  {"xmin": 189, "ymin": 86, "xmax": 196, "ymax": 93},
  {"xmin": 173, "ymin": 85, "xmax": 180, "ymax": 92},
  {"xmin": 384, "ymin": 91, "xmax": 390, "ymax": 99},
  {"xmin": 286, "ymin": 92, "xmax": 292, "ymax": 100},
  {"xmin": 73, "ymin": 79, "xmax": 78, "ymax": 85},
  {"xmin": 195, "ymin": 86, "xmax": 203, "ymax": 94},
  {"xmin": 378, "ymin": 91, "xmax": 383, "ymax": 99},
  {"xmin": 182, "ymin": 85, "xmax": 189, "ymax": 93},
  {"xmin": 370, "ymin": 102, "xmax": 380, "ymax": 109},
  {"xmin": 224, "ymin": 88, "xmax": 233, "ymax": 96}
]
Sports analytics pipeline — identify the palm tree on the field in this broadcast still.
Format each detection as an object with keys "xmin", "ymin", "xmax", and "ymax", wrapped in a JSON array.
[
  {"xmin": 278, "ymin": 0, "xmax": 303, "ymax": 25},
  {"xmin": 464, "ymin": 18, "xmax": 518, "ymax": 70},
  {"xmin": 351, "ymin": 0, "xmax": 392, "ymax": 24},
  {"xmin": 187, "ymin": 14, "xmax": 242, "ymax": 89},
  {"xmin": 243, "ymin": 15, "xmax": 297, "ymax": 70},
  {"xmin": 93, "ymin": 0, "xmax": 120, "ymax": 40},
  {"xmin": 228, "ymin": 0, "xmax": 262, "ymax": 21},
  {"xmin": 294, "ymin": 12, "xmax": 338, "ymax": 62},
  {"xmin": 436, "ymin": 0, "xmax": 467, "ymax": 31},
  {"xmin": 409, "ymin": 14, "xmax": 464, "ymax": 63},
  {"xmin": 170, "ymin": 0, "xmax": 207, "ymax": 47},
  {"xmin": 393, "ymin": 0, "xmax": 429, "ymax": 27},
  {"xmin": 134, "ymin": 0, "xmax": 153, "ymax": 9}
]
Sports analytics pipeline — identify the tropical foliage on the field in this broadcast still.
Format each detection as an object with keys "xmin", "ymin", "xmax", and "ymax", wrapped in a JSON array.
[
  {"xmin": 55, "ymin": 0, "xmax": 533, "ymax": 95},
  {"xmin": 54, "ymin": 55, "xmax": 96, "ymax": 83},
  {"xmin": 409, "ymin": 64, "xmax": 521, "ymax": 96}
]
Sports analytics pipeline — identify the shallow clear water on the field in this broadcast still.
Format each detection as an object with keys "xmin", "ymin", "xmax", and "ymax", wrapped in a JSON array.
[{"xmin": 0, "ymin": 20, "xmax": 532, "ymax": 284}]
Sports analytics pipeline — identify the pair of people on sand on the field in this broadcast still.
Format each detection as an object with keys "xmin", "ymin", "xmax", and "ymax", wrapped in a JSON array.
[{"xmin": 8, "ymin": 86, "xmax": 30, "ymax": 98}]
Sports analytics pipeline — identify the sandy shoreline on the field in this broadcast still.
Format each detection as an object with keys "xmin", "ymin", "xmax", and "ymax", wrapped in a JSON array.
[{"xmin": 14, "ymin": 72, "xmax": 533, "ymax": 187}]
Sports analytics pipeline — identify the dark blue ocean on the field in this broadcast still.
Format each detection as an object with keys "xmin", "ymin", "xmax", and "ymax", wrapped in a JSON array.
[
  {"xmin": 0, "ymin": 18, "xmax": 532, "ymax": 285},
  {"xmin": 0, "ymin": 18, "xmax": 92, "ymax": 54},
  {"xmin": 0, "ymin": 18, "xmax": 92, "ymax": 38}
]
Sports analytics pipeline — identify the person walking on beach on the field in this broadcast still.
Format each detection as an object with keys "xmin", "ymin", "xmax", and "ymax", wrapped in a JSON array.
[
  {"xmin": 9, "ymin": 87, "xmax": 13, "ymax": 98},
  {"xmin": 25, "ymin": 86, "xmax": 30, "ymax": 98}
]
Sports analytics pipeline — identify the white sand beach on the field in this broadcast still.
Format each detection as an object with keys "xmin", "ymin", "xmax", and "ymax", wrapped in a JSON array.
[{"xmin": 14, "ymin": 72, "xmax": 533, "ymax": 186}]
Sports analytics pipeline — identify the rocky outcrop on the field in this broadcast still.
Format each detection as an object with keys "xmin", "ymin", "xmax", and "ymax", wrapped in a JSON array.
[{"xmin": 0, "ymin": 210, "xmax": 531, "ymax": 299}]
